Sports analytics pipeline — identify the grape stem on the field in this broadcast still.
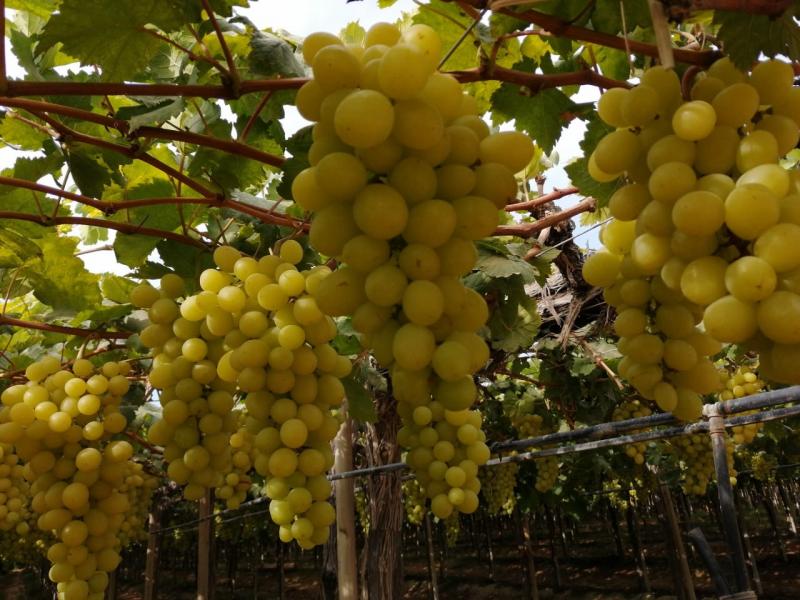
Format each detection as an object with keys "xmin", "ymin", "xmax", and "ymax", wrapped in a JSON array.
[
  {"xmin": 495, "ymin": 197, "xmax": 596, "ymax": 238},
  {"xmin": 452, "ymin": 0, "xmax": 721, "ymax": 67},
  {"xmin": 0, "ymin": 314, "xmax": 132, "ymax": 340},
  {"xmin": 200, "ymin": 0, "xmax": 241, "ymax": 96},
  {"xmin": 505, "ymin": 186, "xmax": 579, "ymax": 212},
  {"xmin": 0, "ymin": 211, "xmax": 212, "ymax": 248}
]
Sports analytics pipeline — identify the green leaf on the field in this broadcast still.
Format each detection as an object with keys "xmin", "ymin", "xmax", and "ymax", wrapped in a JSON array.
[
  {"xmin": 28, "ymin": 235, "xmax": 102, "ymax": 312},
  {"xmin": 714, "ymin": 8, "xmax": 800, "ymax": 69},
  {"xmin": 249, "ymin": 31, "xmax": 305, "ymax": 78},
  {"xmin": 114, "ymin": 234, "xmax": 160, "ymax": 268},
  {"xmin": 413, "ymin": 1, "xmax": 482, "ymax": 72},
  {"xmin": 0, "ymin": 114, "xmax": 49, "ymax": 150},
  {"xmin": 0, "ymin": 226, "xmax": 42, "ymax": 267},
  {"xmin": 342, "ymin": 373, "xmax": 377, "ymax": 423},
  {"xmin": 156, "ymin": 240, "xmax": 213, "ymax": 284},
  {"xmin": 475, "ymin": 251, "xmax": 540, "ymax": 284},
  {"xmin": 67, "ymin": 151, "xmax": 112, "ymax": 198},
  {"xmin": 378, "ymin": 0, "xmax": 399, "ymax": 7},
  {"xmin": 38, "ymin": 0, "xmax": 188, "ymax": 81},
  {"xmin": 118, "ymin": 97, "xmax": 186, "ymax": 132},
  {"xmin": 100, "ymin": 275, "xmax": 137, "ymax": 304},
  {"xmin": 13, "ymin": 153, "xmax": 64, "ymax": 182},
  {"xmin": 491, "ymin": 295, "xmax": 541, "ymax": 353},
  {"xmin": 492, "ymin": 85, "xmax": 576, "ymax": 154},
  {"xmin": 8, "ymin": 0, "xmax": 58, "ymax": 18},
  {"xmin": 591, "ymin": 0, "xmax": 651, "ymax": 34},
  {"xmin": 340, "ymin": 22, "xmax": 366, "ymax": 46}
]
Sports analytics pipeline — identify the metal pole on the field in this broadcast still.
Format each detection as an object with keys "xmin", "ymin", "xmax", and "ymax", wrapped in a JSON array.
[
  {"xmin": 704, "ymin": 403, "xmax": 751, "ymax": 594},
  {"xmin": 686, "ymin": 527, "xmax": 731, "ymax": 597}
]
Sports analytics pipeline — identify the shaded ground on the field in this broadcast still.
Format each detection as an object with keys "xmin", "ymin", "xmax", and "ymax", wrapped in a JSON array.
[{"xmin": 3, "ymin": 515, "xmax": 799, "ymax": 599}]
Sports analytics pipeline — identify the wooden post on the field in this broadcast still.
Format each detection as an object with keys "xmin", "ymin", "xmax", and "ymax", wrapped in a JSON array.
[
  {"xmin": 424, "ymin": 512, "xmax": 440, "ymax": 600},
  {"xmin": 761, "ymin": 484, "xmax": 788, "ymax": 562},
  {"xmin": 608, "ymin": 502, "xmax": 625, "ymax": 558},
  {"xmin": 144, "ymin": 503, "xmax": 162, "ymax": 600},
  {"xmin": 197, "ymin": 490, "xmax": 215, "ymax": 600},
  {"xmin": 544, "ymin": 506, "xmax": 562, "ymax": 591},
  {"xmin": 521, "ymin": 512, "xmax": 539, "ymax": 600},
  {"xmin": 106, "ymin": 569, "xmax": 117, "ymax": 600},
  {"xmin": 333, "ymin": 407, "xmax": 357, "ymax": 600},
  {"xmin": 626, "ymin": 502, "xmax": 651, "ymax": 593},
  {"xmin": 735, "ymin": 493, "xmax": 763, "ymax": 596},
  {"xmin": 555, "ymin": 508, "xmax": 570, "ymax": 558},
  {"xmin": 659, "ymin": 482, "xmax": 696, "ymax": 600},
  {"xmin": 482, "ymin": 512, "xmax": 496, "ymax": 583}
]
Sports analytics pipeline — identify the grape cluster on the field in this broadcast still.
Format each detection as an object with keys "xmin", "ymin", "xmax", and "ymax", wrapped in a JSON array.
[
  {"xmin": 0, "ymin": 355, "xmax": 151, "ymax": 599},
  {"xmin": 402, "ymin": 478, "xmax": 426, "ymax": 526},
  {"xmin": 354, "ymin": 485, "xmax": 370, "ymax": 534},
  {"xmin": 718, "ymin": 364, "xmax": 765, "ymax": 445},
  {"xmin": 583, "ymin": 58, "xmax": 800, "ymax": 417},
  {"xmin": 534, "ymin": 456, "xmax": 560, "ymax": 493},
  {"xmin": 612, "ymin": 399, "xmax": 652, "ymax": 466},
  {"xmin": 750, "ymin": 451, "xmax": 777, "ymax": 482},
  {"xmin": 671, "ymin": 431, "xmax": 736, "ymax": 495},
  {"xmin": 479, "ymin": 461, "xmax": 518, "ymax": 516},
  {"xmin": 295, "ymin": 23, "xmax": 535, "ymax": 519},
  {"xmin": 138, "ymin": 242, "xmax": 349, "ymax": 548},
  {"xmin": 511, "ymin": 413, "xmax": 543, "ymax": 437}
]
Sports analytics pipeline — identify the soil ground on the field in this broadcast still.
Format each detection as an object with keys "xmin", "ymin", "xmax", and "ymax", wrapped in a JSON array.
[{"xmin": 2, "ymin": 514, "xmax": 798, "ymax": 599}]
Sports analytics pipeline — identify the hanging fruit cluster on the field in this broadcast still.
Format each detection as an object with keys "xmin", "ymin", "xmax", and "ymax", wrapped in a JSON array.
[
  {"xmin": 583, "ymin": 58, "xmax": 800, "ymax": 419},
  {"xmin": 0, "ymin": 356, "xmax": 155, "ymax": 599},
  {"xmin": 136, "ymin": 241, "xmax": 350, "ymax": 548},
  {"xmin": 293, "ymin": 21, "xmax": 536, "ymax": 519}
]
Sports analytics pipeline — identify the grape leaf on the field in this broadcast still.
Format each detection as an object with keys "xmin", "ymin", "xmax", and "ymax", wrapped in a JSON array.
[
  {"xmin": 340, "ymin": 22, "xmax": 366, "ymax": 46},
  {"xmin": 249, "ymin": 31, "xmax": 305, "ymax": 78},
  {"xmin": 28, "ymin": 235, "xmax": 102, "ymax": 312},
  {"xmin": 475, "ymin": 251, "xmax": 540, "ymax": 284},
  {"xmin": 117, "ymin": 98, "xmax": 186, "ymax": 132},
  {"xmin": 714, "ymin": 8, "xmax": 800, "ymax": 69},
  {"xmin": 491, "ymin": 85, "xmax": 576, "ymax": 154},
  {"xmin": 38, "ymin": 0, "xmax": 194, "ymax": 81},
  {"xmin": 7, "ymin": 0, "xmax": 58, "ymax": 18},
  {"xmin": 14, "ymin": 154, "xmax": 64, "ymax": 182},
  {"xmin": 591, "ymin": 0, "xmax": 651, "ymax": 34},
  {"xmin": 67, "ymin": 151, "xmax": 113, "ymax": 199},
  {"xmin": 0, "ymin": 226, "xmax": 42, "ymax": 267},
  {"xmin": 342, "ymin": 373, "xmax": 377, "ymax": 423},
  {"xmin": 0, "ymin": 114, "xmax": 49, "ymax": 150},
  {"xmin": 378, "ymin": 0, "xmax": 399, "ymax": 7},
  {"xmin": 100, "ymin": 275, "xmax": 138, "ymax": 304}
]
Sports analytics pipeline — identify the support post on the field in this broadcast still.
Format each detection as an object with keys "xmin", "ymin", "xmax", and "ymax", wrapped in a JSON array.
[
  {"xmin": 424, "ymin": 512, "xmax": 440, "ymax": 600},
  {"xmin": 333, "ymin": 406, "xmax": 357, "ymax": 600},
  {"xmin": 521, "ymin": 512, "xmax": 539, "ymax": 600},
  {"xmin": 544, "ymin": 506, "xmax": 562, "ymax": 591},
  {"xmin": 144, "ymin": 502, "xmax": 162, "ymax": 600},
  {"xmin": 704, "ymin": 403, "xmax": 751, "ymax": 594},
  {"xmin": 659, "ymin": 481, "xmax": 696, "ymax": 600},
  {"xmin": 735, "ymin": 493, "xmax": 763, "ymax": 596},
  {"xmin": 626, "ymin": 502, "xmax": 650, "ymax": 593},
  {"xmin": 482, "ymin": 512, "xmax": 496, "ymax": 582},
  {"xmin": 197, "ymin": 490, "xmax": 215, "ymax": 600}
]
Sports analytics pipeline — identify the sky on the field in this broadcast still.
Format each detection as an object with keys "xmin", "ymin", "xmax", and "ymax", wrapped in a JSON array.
[{"xmin": 2, "ymin": 0, "xmax": 601, "ymax": 278}]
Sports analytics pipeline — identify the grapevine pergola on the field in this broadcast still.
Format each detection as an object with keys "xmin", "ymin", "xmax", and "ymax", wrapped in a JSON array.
[{"xmin": 2, "ymin": 1, "xmax": 800, "ymax": 600}]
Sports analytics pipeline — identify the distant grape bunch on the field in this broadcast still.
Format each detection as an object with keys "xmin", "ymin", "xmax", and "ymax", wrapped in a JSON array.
[
  {"xmin": 718, "ymin": 364, "xmax": 765, "ymax": 446},
  {"xmin": 135, "ymin": 241, "xmax": 350, "ymax": 549},
  {"xmin": 583, "ymin": 57, "xmax": 800, "ymax": 419},
  {"xmin": 294, "ymin": 22, "xmax": 536, "ymax": 520},
  {"xmin": 0, "ymin": 356, "xmax": 156, "ymax": 600},
  {"xmin": 671, "ymin": 431, "xmax": 736, "ymax": 496},
  {"xmin": 612, "ymin": 399, "xmax": 652, "ymax": 466}
]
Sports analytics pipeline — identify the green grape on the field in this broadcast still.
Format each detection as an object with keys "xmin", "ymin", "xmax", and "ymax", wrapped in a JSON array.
[
  {"xmin": 671, "ymin": 191, "xmax": 725, "ymax": 236},
  {"xmin": 621, "ymin": 84, "xmax": 660, "ymax": 126},
  {"xmin": 648, "ymin": 161, "xmax": 697, "ymax": 204},
  {"xmin": 646, "ymin": 134, "xmax": 696, "ymax": 170},
  {"xmin": 436, "ymin": 164, "xmax": 476, "ymax": 200},
  {"xmin": 753, "ymin": 223, "xmax": 800, "ymax": 272},
  {"xmin": 392, "ymin": 99, "xmax": 444, "ymax": 150},
  {"xmin": 712, "ymin": 82, "xmax": 760, "ymax": 127},
  {"xmin": 672, "ymin": 100, "xmax": 716, "ymax": 141},
  {"xmin": 582, "ymin": 251, "xmax": 621, "ymax": 287},
  {"xmin": 352, "ymin": 184, "xmax": 408, "ymax": 240},
  {"xmin": 755, "ymin": 114, "xmax": 800, "ymax": 156},
  {"xmin": 593, "ymin": 129, "xmax": 641, "ymax": 175},
  {"xmin": 312, "ymin": 45, "xmax": 361, "ymax": 93},
  {"xmin": 694, "ymin": 126, "xmax": 739, "ymax": 174},
  {"xmin": 597, "ymin": 87, "xmax": 629, "ymax": 127},
  {"xmin": 680, "ymin": 256, "xmax": 727, "ymax": 305},
  {"xmin": 703, "ymin": 295, "xmax": 758, "ymax": 342},
  {"xmin": 724, "ymin": 184, "xmax": 780, "ymax": 240},
  {"xmin": 334, "ymin": 89, "xmax": 394, "ymax": 148},
  {"xmin": 749, "ymin": 59, "xmax": 794, "ymax": 106},
  {"xmin": 736, "ymin": 130, "xmax": 779, "ymax": 173}
]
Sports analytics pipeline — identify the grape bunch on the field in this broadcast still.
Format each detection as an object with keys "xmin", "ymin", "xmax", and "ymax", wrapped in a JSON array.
[
  {"xmin": 750, "ymin": 451, "xmax": 777, "ymax": 482},
  {"xmin": 612, "ymin": 399, "xmax": 652, "ymax": 466},
  {"xmin": 534, "ymin": 456, "xmax": 560, "ymax": 493},
  {"xmin": 582, "ymin": 58, "xmax": 800, "ymax": 418},
  {"xmin": 294, "ymin": 23, "xmax": 535, "ymax": 519},
  {"xmin": 402, "ymin": 478, "xmax": 426, "ymax": 526},
  {"xmin": 718, "ymin": 364, "xmax": 765, "ymax": 445},
  {"xmin": 355, "ymin": 485, "xmax": 370, "ymax": 534},
  {"xmin": 479, "ymin": 461, "xmax": 519, "ymax": 516},
  {"xmin": 0, "ymin": 355, "xmax": 151, "ymax": 600},
  {"xmin": 138, "ymin": 242, "xmax": 349, "ymax": 548},
  {"xmin": 670, "ymin": 431, "xmax": 736, "ymax": 495},
  {"xmin": 512, "ymin": 414, "xmax": 544, "ymax": 437}
]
